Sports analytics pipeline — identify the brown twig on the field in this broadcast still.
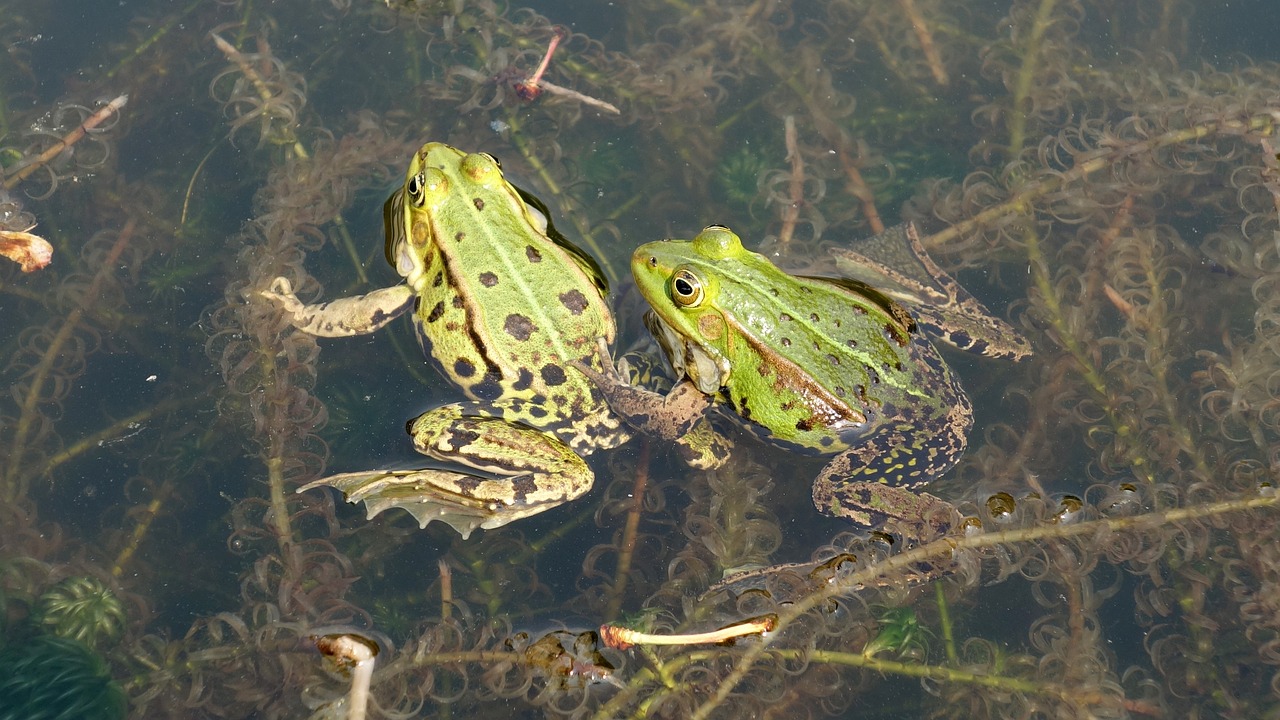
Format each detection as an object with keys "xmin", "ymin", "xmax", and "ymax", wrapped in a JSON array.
[
  {"xmin": 509, "ymin": 28, "xmax": 620, "ymax": 114},
  {"xmin": 2, "ymin": 94, "xmax": 128, "ymax": 191},
  {"xmin": 513, "ymin": 27, "xmax": 566, "ymax": 101},
  {"xmin": 838, "ymin": 146, "xmax": 885, "ymax": 234},
  {"xmin": 897, "ymin": 0, "xmax": 949, "ymax": 86},
  {"xmin": 532, "ymin": 79, "xmax": 621, "ymax": 115},
  {"xmin": 605, "ymin": 440, "xmax": 650, "ymax": 621},
  {"xmin": 211, "ymin": 34, "xmax": 273, "ymax": 107},
  {"xmin": 778, "ymin": 116, "xmax": 805, "ymax": 248}
]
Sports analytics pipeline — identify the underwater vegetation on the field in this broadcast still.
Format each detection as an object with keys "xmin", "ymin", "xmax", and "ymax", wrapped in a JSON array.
[
  {"xmin": 0, "ymin": 634, "xmax": 126, "ymax": 720},
  {"xmin": 3, "ymin": 0, "xmax": 1280, "ymax": 717}
]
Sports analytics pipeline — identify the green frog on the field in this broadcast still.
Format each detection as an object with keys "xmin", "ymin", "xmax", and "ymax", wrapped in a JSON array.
[
  {"xmin": 580, "ymin": 224, "xmax": 1027, "ymax": 533},
  {"xmin": 262, "ymin": 142, "xmax": 635, "ymax": 539}
]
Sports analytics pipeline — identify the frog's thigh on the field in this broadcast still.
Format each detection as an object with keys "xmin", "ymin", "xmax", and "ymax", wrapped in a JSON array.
[
  {"xmin": 811, "ymin": 415, "xmax": 969, "ymax": 525},
  {"xmin": 409, "ymin": 404, "xmax": 594, "ymax": 505}
]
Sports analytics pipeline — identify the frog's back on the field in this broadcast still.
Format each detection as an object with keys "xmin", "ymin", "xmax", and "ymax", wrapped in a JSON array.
[
  {"xmin": 716, "ymin": 261, "xmax": 964, "ymax": 452},
  {"xmin": 404, "ymin": 147, "xmax": 614, "ymax": 408}
]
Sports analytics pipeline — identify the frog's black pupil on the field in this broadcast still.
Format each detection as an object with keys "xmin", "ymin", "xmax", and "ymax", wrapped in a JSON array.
[{"xmin": 675, "ymin": 277, "xmax": 693, "ymax": 297}]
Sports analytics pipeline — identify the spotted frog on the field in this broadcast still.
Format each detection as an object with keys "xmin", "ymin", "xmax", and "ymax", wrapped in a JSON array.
[
  {"xmin": 263, "ymin": 143, "xmax": 633, "ymax": 538},
  {"xmin": 582, "ymin": 225, "xmax": 1027, "ymax": 533}
]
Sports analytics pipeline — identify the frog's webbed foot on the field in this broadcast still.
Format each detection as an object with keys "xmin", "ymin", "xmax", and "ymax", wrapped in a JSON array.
[
  {"xmin": 260, "ymin": 277, "xmax": 415, "ymax": 338},
  {"xmin": 298, "ymin": 469, "xmax": 565, "ymax": 540},
  {"xmin": 307, "ymin": 406, "xmax": 598, "ymax": 538}
]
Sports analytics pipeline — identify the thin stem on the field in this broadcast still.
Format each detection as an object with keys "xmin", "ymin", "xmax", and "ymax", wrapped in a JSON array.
[
  {"xmin": 112, "ymin": 481, "xmax": 173, "ymax": 577},
  {"xmin": 933, "ymin": 583, "xmax": 958, "ymax": 665},
  {"xmin": 3, "ymin": 95, "xmax": 128, "ymax": 190},
  {"xmin": 1008, "ymin": 0, "xmax": 1059, "ymax": 156}
]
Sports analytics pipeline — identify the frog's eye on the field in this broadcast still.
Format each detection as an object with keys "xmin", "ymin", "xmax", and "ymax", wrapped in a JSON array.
[
  {"xmin": 670, "ymin": 267, "xmax": 704, "ymax": 308},
  {"xmin": 407, "ymin": 172, "xmax": 427, "ymax": 205},
  {"xmin": 480, "ymin": 152, "xmax": 502, "ymax": 169}
]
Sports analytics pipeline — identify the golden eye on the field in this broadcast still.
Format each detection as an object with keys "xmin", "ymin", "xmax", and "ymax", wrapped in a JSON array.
[{"xmin": 670, "ymin": 268, "xmax": 704, "ymax": 307}]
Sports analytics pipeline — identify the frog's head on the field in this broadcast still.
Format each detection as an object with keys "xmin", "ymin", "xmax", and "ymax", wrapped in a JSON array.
[
  {"xmin": 632, "ymin": 226, "xmax": 748, "ymax": 393},
  {"xmin": 383, "ymin": 143, "xmax": 462, "ymax": 283}
]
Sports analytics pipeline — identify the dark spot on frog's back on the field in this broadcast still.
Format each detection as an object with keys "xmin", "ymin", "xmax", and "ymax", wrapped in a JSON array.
[
  {"xmin": 473, "ymin": 197, "xmax": 485, "ymax": 211},
  {"xmin": 504, "ymin": 313, "xmax": 537, "ymax": 341},
  {"xmin": 432, "ymin": 271, "xmax": 444, "ymax": 288},
  {"xmin": 427, "ymin": 301, "xmax": 446, "ymax": 323},
  {"xmin": 526, "ymin": 245, "xmax": 543, "ymax": 263},
  {"xmin": 540, "ymin": 364, "xmax": 567, "ymax": 386},
  {"xmin": 455, "ymin": 231, "xmax": 465, "ymax": 243},
  {"xmin": 479, "ymin": 271, "xmax": 499, "ymax": 287},
  {"xmin": 472, "ymin": 373, "xmax": 504, "ymax": 401},
  {"xmin": 513, "ymin": 368, "xmax": 534, "ymax": 391},
  {"xmin": 453, "ymin": 358, "xmax": 476, "ymax": 378},
  {"xmin": 559, "ymin": 289, "xmax": 589, "ymax": 315}
]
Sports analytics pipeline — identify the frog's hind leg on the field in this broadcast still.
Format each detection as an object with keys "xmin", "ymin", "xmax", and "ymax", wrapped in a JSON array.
[
  {"xmin": 810, "ymin": 410, "xmax": 969, "ymax": 539},
  {"xmin": 299, "ymin": 403, "xmax": 593, "ymax": 539}
]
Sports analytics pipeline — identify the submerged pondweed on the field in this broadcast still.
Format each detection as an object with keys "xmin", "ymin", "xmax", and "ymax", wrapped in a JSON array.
[{"xmin": 3, "ymin": 0, "xmax": 1280, "ymax": 718}]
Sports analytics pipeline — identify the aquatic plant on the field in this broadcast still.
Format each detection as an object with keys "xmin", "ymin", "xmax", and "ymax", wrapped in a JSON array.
[
  {"xmin": 33, "ymin": 575, "xmax": 126, "ymax": 650},
  {"xmin": 0, "ymin": 634, "xmax": 126, "ymax": 720}
]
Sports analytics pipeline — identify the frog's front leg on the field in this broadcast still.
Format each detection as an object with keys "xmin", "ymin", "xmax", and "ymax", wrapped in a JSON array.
[
  {"xmin": 299, "ymin": 402, "xmax": 593, "ymax": 539},
  {"xmin": 574, "ymin": 341, "xmax": 728, "ymax": 469},
  {"xmin": 261, "ymin": 277, "xmax": 415, "ymax": 337}
]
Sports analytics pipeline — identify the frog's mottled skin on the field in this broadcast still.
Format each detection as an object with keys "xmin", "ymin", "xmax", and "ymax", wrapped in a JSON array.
[
  {"xmin": 584, "ymin": 226, "xmax": 981, "ymax": 531},
  {"xmin": 263, "ymin": 143, "xmax": 631, "ymax": 538}
]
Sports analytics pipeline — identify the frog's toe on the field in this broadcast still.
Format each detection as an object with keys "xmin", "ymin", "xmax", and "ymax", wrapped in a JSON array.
[{"xmin": 260, "ymin": 276, "xmax": 304, "ymax": 313}]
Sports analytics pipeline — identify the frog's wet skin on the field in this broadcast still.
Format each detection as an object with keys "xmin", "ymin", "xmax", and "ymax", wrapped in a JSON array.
[
  {"xmin": 264, "ymin": 143, "xmax": 634, "ymax": 538},
  {"xmin": 581, "ymin": 225, "xmax": 1027, "ymax": 532}
]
